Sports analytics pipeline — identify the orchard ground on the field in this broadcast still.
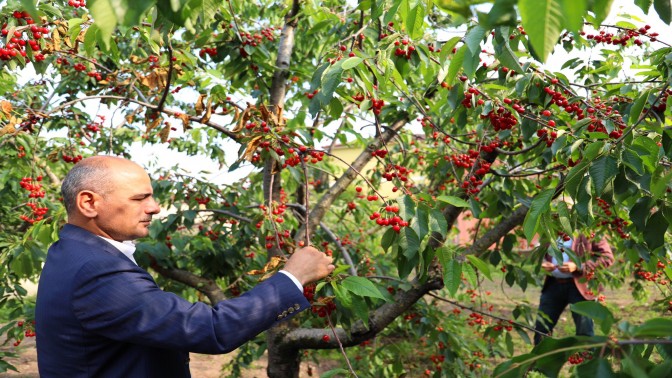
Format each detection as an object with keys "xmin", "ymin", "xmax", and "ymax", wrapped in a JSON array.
[{"xmin": 1, "ymin": 274, "xmax": 664, "ymax": 377}]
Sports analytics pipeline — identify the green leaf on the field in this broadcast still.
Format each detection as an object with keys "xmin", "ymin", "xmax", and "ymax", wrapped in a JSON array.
[
  {"xmin": 319, "ymin": 60, "xmax": 344, "ymax": 104},
  {"xmin": 635, "ymin": 0, "xmax": 653, "ymax": 14},
  {"xmin": 629, "ymin": 89, "xmax": 651, "ymax": 123},
  {"xmin": 644, "ymin": 210, "xmax": 668, "ymax": 250},
  {"xmin": 464, "ymin": 25, "xmax": 487, "ymax": 55},
  {"xmin": 570, "ymin": 301, "xmax": 614, "ymax": 335},
  {"xmin": 83, "ymin": 24, "xmax": 100, "ymax": 57},
  {"xmin": 583, "ymin": 141, "xmax": 605, "ymax": 161},
  {"xmin": 398, "ymin": 227, "xmax": 420, "ymax": 259},
  {"xmin": 575, "ymin": 358, "xmax": 615, "ymax": 377},
  {"xmin": 341, "ymin": 276, "xmax": 387, "ymax": 300},
  {"xmin": 341, "ymin": 57, "xmax": 363, "ymax": 70},
  {"xmin": 436, "ymin": 246, "xmax": 454, "ymax": 274},
  {"xmin": 630, "ymin": 197, "xmax": 653, "ymax": 232},
  {"xmin": 592, "ymin": 0, "xmax": 615, "ymax": 25},
  {"xmin": 519, "ymin": 0, "xmax": 564, "ymax": 62},
  {"xmin": 437, "ymin": 195, "xmax": 470, "ymax": 207},
  {"xmin": 631, "ymin": 136, "xmax": 661, "ymax": 173},
  {"xmin": 381, "ymin": 227, "xmax": 397, "ymax": 252},
  {"xmin": 523, "ymin": 189, "xmax": 555, "ymax": 241},
  {"xmin": 18, "ymin": 0, "xmax": 40, "ymax": 22},
  {"xmin": 406, "ymin": 4, "xmax": 426, "ymax": 40},
  {"xmin": 444, "ymin": 259, "xmax": 462, "ymax": 296},
  {"xmin": 589, "ymin": 156, "xmax": 618, "ymax": 196},
  {"xmin": 494, "ymin": 40, "xmax": 524, "ymax": 73},
  {"xmin": 654, "ymin": 0, "xmax": 672, "ymax": 24},
  {"xmin": 87, "ymin": 0, "xmax": 118, "ymax": 50},
  {"xmin": 634, "ymin": 318, "xmax": 672, "ymax": 337},
  {"xmin": 466, "ymin": 255, "xmax": 492, "ymax": 280},
  {"xmin": 462, "ymin": 261, "xmax": 477, "ymax": 287},
  {"xmin": 414, "ymin": 203, "xmax": 430, "ymax": 242},
  {"xmin": 560, "ymin": 0, "xmax": 587, "ymax": 32},
  {"xmin": 447, "ymin": 44, "xmax": 466, "ymax": 85},
  {"xmin": 320, "ymin": 368, "xmax": 350, "ymax": 378},
  {"xmin": 429, "ymin": 208, "xmax": 448, "ymax": 237}
]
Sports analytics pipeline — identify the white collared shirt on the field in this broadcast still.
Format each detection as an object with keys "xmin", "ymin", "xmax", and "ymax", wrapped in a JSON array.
[{"xmin": 98, "ymin": 236, "xmax": 138, "ymax": 265}]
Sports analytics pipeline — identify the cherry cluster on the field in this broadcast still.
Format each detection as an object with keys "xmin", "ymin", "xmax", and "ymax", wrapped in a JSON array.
[
  {"xmin": 198, "ymin": 47, "xmax": 217, "ymax": 59},
  {"xmin": 62, "ymin": 153, "xmax": 83, "ymax": 163},
  {"xmin": 11, "ymin": 320, "xmax": 36, "ymax": 347},
  {"xmin": 67, "ymin": 0, "xmax": 86, "ymax": 7},
  {"xmin": 492, "ymin": 320, "xmax": 513, "ymax": 332},
  {"xmin": 583, "ymin": 24, "xmax": 659, "ymax": 46},
  {"xmin": 567, "ymin": 350, "xmax": 593, "ymax": 365},
  {"xmin": 596, "ymin": 198, "xmax": 630, "ymax": 239},
  {"xmin": 467, "ymin": 312, "xmax": 489, "ymax": 327},
  {"xmin": 393, "ymin": 39, "xmax": 416, "ymax": 59},
  {"xmin": 18, "ymin": 176, "xmax": 48, "ymax": 224},
  {"xmin": 264, "ymin": 230, "xmax": 293, "ymax": 250},
  {"xmin": 369, "ymin": 204, "xmax": 408, "ymax": 233},
  {"xmin": 484, "ymin": 106, "xmax": 518, "ymax": 131},
  {"xmin": 381, "ymin": 163, "xmax": 412, "ymax": 184},
  {"xmin": 633, "ymin": 259, "xmax": 670, "ymax": 285},
  {"xmin": 282, "ymin": 147, "xmax": 325, "ymax": 168},
  {"xmin": 0, "ymin": 11, "xmax": 49, "ymax": 62},
  {"xmin": 16, "ymin": 145, "xmax": 26, "ymax": 158},
  {"xmin": 461, "ymin": 87, "xmax": 485, "ymax": 108},
  {"xmin": 303, "ymin": 285, "xmax": 336, "ymax": 318},
  {"xmin": 20, "ymin": 176, "xmax": 44, "ymax": 198}
]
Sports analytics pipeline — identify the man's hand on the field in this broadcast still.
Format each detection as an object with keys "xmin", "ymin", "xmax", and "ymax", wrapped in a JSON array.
[
  {"xmin": 541, "ymin": 260, "xmax": 556, "ymax": 272},
  {"xmin": 558, "ymin": 261, "xmax": 578, "ymax": 274},
  {"xmin": 283, "ymin": 246, "xmax": 335, "ymax": 286}
]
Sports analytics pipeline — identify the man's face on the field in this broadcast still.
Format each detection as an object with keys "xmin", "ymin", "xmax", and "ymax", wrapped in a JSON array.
[{"xmin": 94, "ymin": 164, "xmax": 160, "ymax": 241}]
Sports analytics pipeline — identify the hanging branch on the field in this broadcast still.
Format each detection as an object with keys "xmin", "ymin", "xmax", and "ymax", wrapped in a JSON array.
[{"xmin": 155, "ymin": 42, "xmax": 174, "ymax": 113}]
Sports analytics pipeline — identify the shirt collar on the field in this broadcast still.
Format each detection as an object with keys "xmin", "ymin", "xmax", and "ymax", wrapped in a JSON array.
[{"xmin": 98, "ymin": 236, "xmax": 138, "ymax": 265}]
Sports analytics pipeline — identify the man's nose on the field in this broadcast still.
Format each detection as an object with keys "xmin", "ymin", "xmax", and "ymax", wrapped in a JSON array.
[{"xmin": 147, "ymin": 197, "xmax": 161, "ymax": 214}]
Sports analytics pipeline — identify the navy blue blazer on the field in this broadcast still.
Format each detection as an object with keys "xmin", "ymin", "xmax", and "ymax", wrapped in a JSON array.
[{"xmin": 35, "ymin": 224, "xmax": 309, "ymax": 377}]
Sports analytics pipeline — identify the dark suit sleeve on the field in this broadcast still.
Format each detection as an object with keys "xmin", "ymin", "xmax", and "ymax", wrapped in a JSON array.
[{"xmin": 71, "ymin": 257, "xmax": 310, "ymax": 354}]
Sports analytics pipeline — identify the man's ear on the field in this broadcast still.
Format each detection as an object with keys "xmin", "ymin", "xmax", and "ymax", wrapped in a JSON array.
[{"xmin": 76, "ymin": 190, "xmax": 100, "ymax": 218}]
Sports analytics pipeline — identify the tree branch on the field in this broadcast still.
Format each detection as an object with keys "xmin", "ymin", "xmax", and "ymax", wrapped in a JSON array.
[{"xmin": 149, "ymin": 261, "xmax": 226, "ymax": 304}]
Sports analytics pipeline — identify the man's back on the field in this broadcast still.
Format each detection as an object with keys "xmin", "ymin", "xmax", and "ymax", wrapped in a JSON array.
[{"xmin": 36, "ymin": 224, "xmax": 190, "ymax": 378}]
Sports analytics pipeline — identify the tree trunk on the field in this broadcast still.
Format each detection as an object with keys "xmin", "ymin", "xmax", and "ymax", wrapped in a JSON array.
[{"xmin": 267, "ymin": 323, "xmax": 301, "ymax": 378}]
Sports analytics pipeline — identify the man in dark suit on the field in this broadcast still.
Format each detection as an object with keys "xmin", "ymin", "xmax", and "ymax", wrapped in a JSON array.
[
  {"xmin": 533, "ymin": 234, "xmax": 614, "ymax": 345},
  {"xmin": 35, "ymin": 155, "xmax": 335, "ymax": 377}
]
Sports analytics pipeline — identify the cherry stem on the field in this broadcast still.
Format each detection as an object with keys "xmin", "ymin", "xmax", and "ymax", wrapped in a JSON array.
[{"xmin": 326, "ymin": 313, "xmax": 359, "ymax": 378}]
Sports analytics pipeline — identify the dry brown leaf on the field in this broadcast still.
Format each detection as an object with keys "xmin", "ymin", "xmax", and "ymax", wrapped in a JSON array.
[
  {"xmin": 1, "ymin": 100, "xmax": 12, "ymax": 116},
  {"xmin": 177, "ymin": 113, "xmax": 191, "ymax": 132},
  {"xmin": 146, "ymin": 117, "xmax": 162, "ymax": 133},
  {"xmin": 158, "ymin": 123, "xmax": 171, "ymax": 142},
  {"xmin": 51, "ymin": 28, "xmax": 61, "ymax": 51},
  {"xmin": 138, "ymin": 68, "xmax": 168, "ymax": 91},
  {"xmin": 233, "ymin": 103, "xmax": 255, "ymax": 133},
  {"xmin": 242, "ymin": 135, "xmax": 263, "ymax": 161},
  {"xmin": 126, "ymin": 114, "xmax": 135, "ymax": 124},
  {"xmin": 130, "ymin": 55, "xmax": 148, "ymax": 65},
  {"xmin": 195, "ymin": 94, "xmax": 206, "ymax": 115},
  {"xmin": 200, "ymin": 97, "xmax": 213, "ymax": 124},
  {"xmin": 0, "ymin": 123, "xmax": 16, "ymax": 137},
  {"xmin": 246, "ymin": 256, "xmax": 285, "ymax": 277}
]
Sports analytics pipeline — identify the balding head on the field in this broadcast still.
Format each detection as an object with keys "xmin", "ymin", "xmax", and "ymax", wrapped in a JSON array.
[
  {"xmin": 61, "ymin": 156, "xmax": 160, "ymax": 241},
  {"xmin": 61, "ymin": 156, "xmax": 142, "ymax": 215}
]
